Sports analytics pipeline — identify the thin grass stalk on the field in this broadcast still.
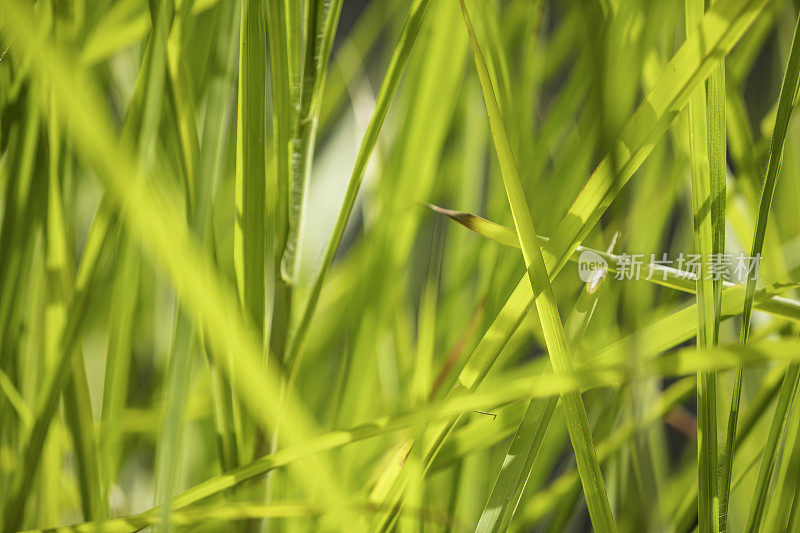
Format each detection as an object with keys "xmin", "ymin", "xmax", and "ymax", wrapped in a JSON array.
[
  {"xmin": 47, "ymin": 122, "xmax": 101, "ymax": 524},
  {"xmin": 265, "ymin": 0, "xmax": 294, "ymax": 371},
  {"xmin": 684, "ymin": 1, "xmax": 720, "ymax": 529},
  {"xmin": 743, "ymin": 364, "xmax": 800, "ymax": 531},
  {"xmin": 285, "ymin": 0, "xmax": 432, "ymax": 373},
  {"xmin": 98, "ymin": 238, "xmax": 139, "ymax": 517},
  {"xmin": 459, "ymin": 1, "xmax": 614, "ymax": 530},
  {"xmin": 476, "ymin": 239, "xmax": 613, "ymax": 532},
  {"xmin": 234, "ymin": 0, "xmax": 267, "ymax": 352},
  {"xmin": 1, "ymin": 200, "xmax": 117, "ymax": 533},
  {"xmin": 277, "ymin": 0, "xmax": 344, "ymax": 437},
  {"xmin": 234, "ymin": 0, "xmax": 271, "ymax": 526},
  {"xmin": 280, "ymin": 0, "xmax": 326, "ymax": 284},
  {"xmin": 195, "ymin": 0, "xmax": 241, "ymax": 475},
  {"xmin": 721, "ymin": 10, "xmax": 800, "ymax": 524}
]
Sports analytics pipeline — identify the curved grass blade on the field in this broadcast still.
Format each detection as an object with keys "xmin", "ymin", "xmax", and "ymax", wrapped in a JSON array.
[
  {"xmin": 459, "ymin": 0, "xmax": 614, "ymax": 529},
  {"xmin": 720, "ymin": 10, "xmax": 800, "ymax": 523},
  {"xmin": 424, "ymin": 204, "xmax": 520, "ymax": 248}
]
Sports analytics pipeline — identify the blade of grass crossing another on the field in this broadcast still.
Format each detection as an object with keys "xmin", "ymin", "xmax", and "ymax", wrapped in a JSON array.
[
  {"xmin": 372, "ymin": 12, "xmax": 785, "ymax": 495},
  {"xmin": 476, "ymin": 258, "xmax": 611, "ymax": 532},
  {"xmin": 276, "ymin": 0, "xmax": 344, "ymax": 441},
  {"xmin": 721, "ymin": 10, "xmax": 800, "ymax": 524},
  {"xmin": 417, "ymin": 0, "xmax": 773, "ymax": 414},
  {"xmin": 459, "ymin": 1, "xmax": 615, "ymax": 531}
]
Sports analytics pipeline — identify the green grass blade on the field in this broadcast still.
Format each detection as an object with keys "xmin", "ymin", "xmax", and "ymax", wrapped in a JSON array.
[
  {"xmin": 762, "ymin": 379, "xmax": 800, "ymax": 531},
  {"xmin": 743, "ymin": 364, "xmax": 800, "ymax": 531},
  {"xmin": 2, "ymin": 198, "xmax": 117, "ymax": 533},
  {"xmin": 234, "ymin": 0, "xmax": 267, "ymax": 341},
  {"xmin": 684, "ymin": 0, "xmax": 719, "ymax": 529},
  {"xmin": 46, "ymin": 137, "xmax": 101, "ymax": 523},
  {"xmin": 98, "ymin": 238, "xmax": 140, "ymax": 515},
  {"xmin": 705, "ymin": 0, "xmax": 727, "ymax": 348},
  {"xmin": 541, "ymin": 0, "xmax": 770, "ymax": 277},
  {"xmin": 721, "ymin": 10, "xmax": 800, "ymax": 523},
  {"xmin": 280, "ymin": 0, "xmax": 344, "ymax": 284},
  {"xmin": 476, "ymin": 236, "xmax": 613, "ymax": 532},
  {"xmin": 0, "ymin": 1, "xmax": 353, "ymax": 526},
  {"xmin": 189, "ymin": 0, "xmax": 240, "ymax": 475},
  {"xmin": 286, "ymin": 0, "xmax": 432, "ymax": 372},
  {"xmin": 0, "ymin": 93, "xmax": 39, "ymax": 375},
  {"xmin": 475, "ymin": 396, "xmax": 558, "ymax": 532},
  {"xmin": 459, "ymin": 1, "xmax": 614, "ymax": 530},
  {"xmin": 264, "ymin": 0, "xmax": 296, "ymax": 369}
]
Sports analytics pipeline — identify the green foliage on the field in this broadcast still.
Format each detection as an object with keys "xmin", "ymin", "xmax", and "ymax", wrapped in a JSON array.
[{"xmin": 3, "ymin": 0, "xmax": 800, "ymax": 531}]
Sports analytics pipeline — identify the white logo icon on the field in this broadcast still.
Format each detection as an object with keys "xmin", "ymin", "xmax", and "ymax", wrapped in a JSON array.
[{"xmin": 578, "ymin": 250, "xmax": 608, "ymax": 284}]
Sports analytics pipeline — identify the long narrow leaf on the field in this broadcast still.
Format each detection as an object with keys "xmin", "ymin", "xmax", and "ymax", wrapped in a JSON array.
[{"xmin": 459, "ymin": 1, "xmax": 614, "ymax": 530}]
